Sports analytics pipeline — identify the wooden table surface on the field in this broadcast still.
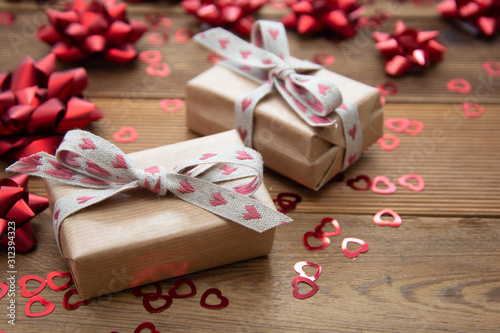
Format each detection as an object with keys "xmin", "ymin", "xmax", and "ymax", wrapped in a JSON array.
[{"xmin": 1, "ymin": 0, "xmax": 499, "ymax": 332}]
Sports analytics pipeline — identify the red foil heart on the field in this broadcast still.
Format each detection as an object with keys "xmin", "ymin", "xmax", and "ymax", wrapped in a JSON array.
[
  {"xmin": 314, "ymin": 217, "xmax": 341, "ymax": 237},
  {"xmin": 346, "ymin": 174, "xmax": 371, "ymax": 191},
  {"xmin": 134, "ymin": 322, "xmax": 160, "ymax": 333},
  {"xmin": 62, "ymin": 288, "xmax": 92, "ymax": 310},
  {"xmin": 276, "ymin": 192, "xmax": 302, "ymax": 211},
  {"xmin": 148, "ymin": 33, "xmax": 169, "ymax": 46},
  {"xmin": 385, "ymin": 118, "xmax": 409, "ymax": 132},
  {"xmin": 376, "ymin": 82, "xmax": 398, "ymax": 96},
  {"xmin": 404, "ymin": 120, "xmax": 424, "ymax": 136},
  {"xmin": 303, "ymin": 231, "xmax": 330, "ymax": 251},
  {"xmin": 312, "ymin": 52, "xmax": 335, "ymax": 65},
  {"xmin": 143, "ymin": 294, "xmax": 173, "ymax": 313},
  {"xmin": 0, "ymin": 282, "xmax": 7, "ymax": 300},
  {"xmin": 446, "ymin": 78, "xmax": 471, "ymax": 94},
  {"xmin": 373, "ymin": 20, "xmax": 446, "ymax": 76},
  {"xmin": 159, "ymin": 99, "xmax": 184, "ymax": 113},
  {"xmin": 291, "ymin": 276, "xmax": 319, "ymax": 300},
  {"xmin": 139, "ymin": 50, "xmax": 162, "ymax": 65},
  {"xmin": 200, "ymin": 288, "xmax": 229, "ymax": 310},
  {"xmin": 377, "ymin": 134, "xmax": 400, "ymax": 151},
  {"xmin": 25, "ymin": 296, "xmax": 55, "ymax": 317},
  {"xmin": 46, "ymin": 271, "xmax": 74, "ymax": 291},
  {"xmin": 36, "ymin": 0, "xmax": 147, "ymax": 64},
  {"xmin": 371, "ymin": 176, "xmax": 397, "ymax": 194},
  {"xmin": 483, "ymin": 61, "xmax": 500, "ymax": 76},
  {"xmin": 133, "ymin": 282, "xmax": 162, "ymax": 298},
  {"xmin": 168, "ymin": 278, "xmax": 197, "ymax": 299},
  {"xmin": 174, "ymin": 29, "xmax": 194, "ymax": 43},
  {"xmin": 19, "ymin": 275, "xmax": 47, "ymax": 298},
  {"xmin": 373, "ymin": 208, "xmax": 402, "ymax": 227},
  {"xmin": 462, "ymin": 103, "xmax": 484, "ymax": 118},
  {"xmin": 113, "ymin": 127, "xmax": 138, "ymax": 143},
  {"xmin": 294, "ymin": 261, "xmax": 322, "ymax": 281},
  {"xmin": 398, "ymin": 174, "xmax": 425, "ymax": 192},
  {"xmin": 341, "ymin": 238, "xmax": 369, "ymax": 258}
]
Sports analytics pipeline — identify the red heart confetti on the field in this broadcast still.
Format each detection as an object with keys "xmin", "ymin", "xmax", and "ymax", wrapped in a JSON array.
[
  {"xmin": 25, "ymin": 296, "xmax": 55, "ymax": 317},
  {"xmin": 377, "ymin": 134, "xmax": 400, "ymax": 151},
  {"xmin": 0, "ymin": 10, "xmax": 15, "ymax": 26},
  {"xmin": 275, "ymin": 192, "xmax": 302, "ymax": 212},
  {"xmin": 312, "ymin": 52, "xmax": 335, "ymax": 65},
  {"xmin": 380, "ymin": 96, "xmax": 386, "ymax": 105},
  {"xmin": 0, "ymin": 282, "xmax": 7, "ymax": 300},
  {"xmin": 291, "ymin": 276, "xmax": 319, "ymax": 300},
  {"xmin": 207, "ymin": 52, "xmax": 226, "ymax": 64},
  {"xmin": 146, "ymin": 62, "xmax": 171, "ymax": 77},
  {"xmin": 294, "ymin": 261, "xmax": 322, "ymax": 282},
  {"xmin": 133, "ymin": 283, "xmax": 163, "ymax": 298},
  {"xmin": 346, "ymin": 174, "xmax": 371, "ymax": 191},
  {"xmin": 385, "ymin": 118, "xmax": 410, "ymax": 132},
  {"xmin": 62, "ymin": 288, "xmax": 92, "ymax": 310},
  {"xmin": 168, "ymin": 278, "xmax": 197, "ymax": 299},
  {"xmin": 373, "ymin": 208, "xmax": 402, "ymax": 227},
  {"xmin": 147, "ymin": 33, "xmax": 169, "ymax": 46},
  {"xmin": 483, "ymin": 61, "xmax": 500, "ymax": 76},
  {"xmin": 303, "ymin": 231, "xmax": 330, "ymax": 251},
  {"xmin": 134, "ymin": 322, "xmax": 160, "ymax": 333},
  {"xmin": 341, "ymin": 238, "xmax": 369, "ymax": 258},
  {"xmin": 113, "ymin": 127, "xmax": 139, "ymax": 143},
  {"xmin": 376, "ymin": 82, "xmax": 398, "ymax": 96},
  {"xmin": 371, "ymin": 176, "xmax": 397, "ymax": 194},
  {"xmin": 143, "ymin": 294, "xmax": 173, "ymax": 314},
  {"xmin": 175, "ymin": 29, "xmax": 193, "ymax": 43},
  {"xmin": 398, "ymin": 174, "xmax": 425, "ymax": 192},
  {"xmin": 200, "ymin": 288, "xmax": 229, "ymax": 310},
  {"xmin": 19, "ymin": 275, "xmax": 47, "ymax": 298},
  {"xmin": 404, "ymin": 120, "xmax": 424, "ymax": 136},
  {"xmin": 47, "ymin": 271, "xmax": 74, "ymax": 292},
  {"xmin": 159, "ymin": 99, "xmax": 184, "ymax": 113},
  {"xmin": 446, "ymin": 79, "xmax": 471, "ymax": 94},
  {"xmin": 314, "ymin": 217, "xmax": 341, "ymax": 237},
  {"xmin": 139, "ymin": 50, "xmax": 162, "ymax": 65},
  {"xmin": 462, "ymin": 103, "xmax": 484, "ymax": 118}
]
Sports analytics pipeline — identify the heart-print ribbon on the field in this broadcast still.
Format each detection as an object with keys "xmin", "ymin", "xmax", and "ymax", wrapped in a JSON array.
[
  {"xmin": 194, "ymin": 20, "xmax": 363, "ymax": 171},
  {"xmin": 7, "ymin": 130, "xmax": 292, "ymax": 251}
]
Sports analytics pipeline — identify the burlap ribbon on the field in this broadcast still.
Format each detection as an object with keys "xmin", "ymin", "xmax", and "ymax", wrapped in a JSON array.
[
  {"xmin": 7, "ymin": 130, "xmax": 292, "ymax": 250},
  {"xmin": 194, "ymin": 20, "xmax": 362, "ymax": 170}
]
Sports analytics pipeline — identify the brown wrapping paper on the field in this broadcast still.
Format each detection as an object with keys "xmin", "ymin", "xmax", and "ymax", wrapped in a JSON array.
[
  {"xmin": 186, "ymin": 61, "xmax": 384, "ymax": 190},
  {"xmin": 44, "ymin": 130, "xmax": 276, "ymax": 300}
]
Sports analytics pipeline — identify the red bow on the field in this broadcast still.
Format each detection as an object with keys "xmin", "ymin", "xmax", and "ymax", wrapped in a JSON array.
[
  {"xmin": 373, "ymin": 20, "xmax": 447, "ymax": 76},
  {"xmin": 0, "ymin": 54, "xmax": 102, "ymax": 161},
  {"xmin": 438, "ymin": 0, "xmax": 500, "ymax": 37},
  {"xmin": 281, "ymin": 0, "xmax": 364, "ymax": 38},
  {"xmin": 181, "ymin": 0, "xmax": 267, "ymax": 37},
  {"xmin": 0, "ymin": 174, "xmax": 48, "ymax": 252},
  {"xmin": 36, "ymin": 0, "xmax": 148, "ymax": 64}
]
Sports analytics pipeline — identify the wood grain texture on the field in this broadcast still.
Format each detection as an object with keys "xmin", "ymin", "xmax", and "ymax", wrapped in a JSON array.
[{"xmin": 0, "ymin": 0, "xmax": 499, "ymax": 332}]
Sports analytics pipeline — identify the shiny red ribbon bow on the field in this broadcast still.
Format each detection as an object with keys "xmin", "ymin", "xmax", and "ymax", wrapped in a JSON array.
[
  {"xmin": 181, "ymin": 0, "xmax": 267, "ymax": 37},
  {"xmin": 281, "ymin": 0, "xmax": 365, "ymax": 38},
  {"xmin": 373, "ymin": 20, "xmax": 447, "ymax": 76},
  {"xmin": 0, "ymin": 174, "xmax": 48, "ymax": 252},
  {"xmin": 36, "ymin": 0, "xmax": 148, "ymax": 64},
  {"xmin": 438, "ymin": 0, "xmax": 500, "ymax": 37},
  {"xmin": 0, "ymin": 53, "xmax": 102, "ymax": 161}
]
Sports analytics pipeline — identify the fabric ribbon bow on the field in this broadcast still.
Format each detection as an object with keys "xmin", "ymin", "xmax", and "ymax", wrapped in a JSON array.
[
  {"xmin": 7, "ymin": 130, "xmax": 291, "ymax": 250},
  {"xmin": 194, "ymin": 20, "xmax": 362, "ymax": 170}
]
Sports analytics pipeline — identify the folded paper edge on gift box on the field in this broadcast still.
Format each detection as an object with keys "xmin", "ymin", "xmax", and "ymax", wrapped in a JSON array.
[{"xmin": 44, "ymin": 130, "xmax": 277, "ymax": 300}]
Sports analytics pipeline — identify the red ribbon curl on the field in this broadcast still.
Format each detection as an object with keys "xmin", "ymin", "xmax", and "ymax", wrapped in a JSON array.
[
  {"xmin": 0, "ymin": 54, "xmax": 102, "ymax": 160},
  {"xmin": 438, "ymin": 0, "xmax": 500, "ymax": 37},
  {"xmin": 36, "ymin": 0, "xmax": 148, "ymax": 64},
  {"xmin": 280, "ymin": 0, "xmax": 365, "ymax": 38},
  {"xmin": 0, "ymin": 174, "xmax": 49, "ymax": 252},
  {"xmin": 181, "ymin": 0, "xmax": 267, "ymax": 37},
  {"xmin": 373, "ymin": 20, "xmax": 447, "ymax": 76}
]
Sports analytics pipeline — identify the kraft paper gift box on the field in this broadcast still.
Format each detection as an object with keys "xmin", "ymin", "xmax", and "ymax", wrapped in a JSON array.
[
  {"xmin": 187, "ymin": 63, "xmax": 384, "ymax": 191},
  {"xmin": 42, "ymin": 130, "xmax": 278, "ymax": 300}
]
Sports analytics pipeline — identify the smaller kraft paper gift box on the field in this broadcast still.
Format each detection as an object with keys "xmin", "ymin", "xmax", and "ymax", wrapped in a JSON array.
[
  {"xmin": 7, "ymin": 130, "xmax": 290, "ymax": 300},
  {"xmin": 186, "ymin": 20, "xmax": 383, "ymax": 190}
]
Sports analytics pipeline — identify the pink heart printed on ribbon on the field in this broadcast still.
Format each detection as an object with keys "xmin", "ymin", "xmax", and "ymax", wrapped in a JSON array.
[
  {"xmin": 314, "ymin": 217, "xmax": 341, "ymax": 237},
  {"xmin": 294, "ymin": 261, "xmax": 322, "ymax": 282},
  {"xmin": 385, "ymin": 118, "xmax": 410, "ymax": 132},
  {"xmin": 25, "ymin": 296, "xmax": 55, "ymax": 317},
  {"xmin": 404, "ymin": 120, "xmax": 423, "ymax": 136},
  {"xmin": 200, "ymin": 288, "xmax": 229, "ymax": 310},
  {"xmin": 446, "ymin": 78, "xmax": 471, "ymax": 94},
  {"xmin": 62, "ymin": 288, "xmax": 92, "ymax": 310},
  {"xmin": 134, "ymin": 322, "xmax": 160, "ymax": 333},
  {"xmin": 113, "ymin": 127, "xmax": 139, "ymax": 143},
  {"xmin": 346, "ymin": 174, "xmax": 371, "ymax": 191},
  {"xmin": 19, "ymin": 275, "xmax": 47, "ymax": 297},
  {"xmin": 168, "ymin": 278, "xmax": 197, "ymax": 298},
  {"xmin": 291, "ymin": 276, "xmax": 319, "ymax": 300},
  {"xmin": 46, "ymin": 271, "xmax": 74, "ymax": 291},
  {"xmin": 159, "ymin": 99, "xmax": 184, "ymax": 113},
  {"xmin": 373, "ymin": 208, "xmax": 402, "ymax": 227},
  {"xmin": 398, "ymin": 174, "xmax": 425, "ymax": 192},
  {"xmin": 483, "ymin": 61, "xmax": 500, "ymax": 76},
  {"xmin": 377, "ymin": 134, "xmax": 400, "ymax": 151},
  {"xmin": 462, "ymin": 103, "xmax": 484, "ymax": 118},
  {"xmin": 303, "ymin": 231, "xmax": 330, "ymax": 251},
  {"xmin": 341, "ymin": 238, "xmax": 369, "ymax": 258},
  {"xmin": 371, "ymin": 176, "xmax": 397, "ymax": 194}
]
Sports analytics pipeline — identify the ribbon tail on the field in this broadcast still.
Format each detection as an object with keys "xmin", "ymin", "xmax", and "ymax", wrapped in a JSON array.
[
  {"xmin": 166, "ymin": 174, "xmax": 292, "ymax": 233},
  {"xmin": 234, "ymin": 82, "xmax": 274, "ymax": 148},
  {"xmin": 52, "ymin": 182, "xmax": 140, "ymax": 252}
]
